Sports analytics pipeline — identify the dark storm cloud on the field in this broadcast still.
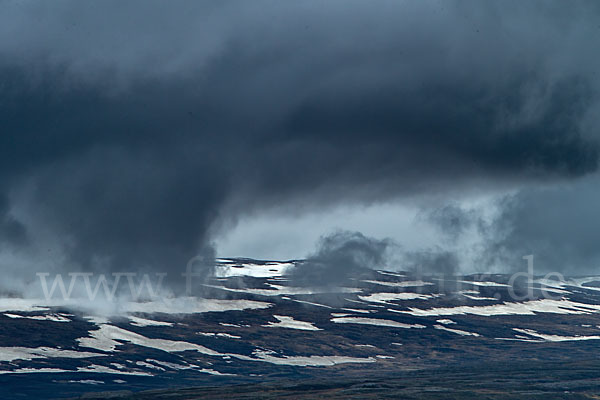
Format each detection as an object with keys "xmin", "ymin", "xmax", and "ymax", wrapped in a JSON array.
[
  {"xmin": 288, "ymin": 231, "xmax": 395, "ymax": 287},
  {"xmin": 1, "ymin": 0, "xmax": 599, "ymax": 276},
  {"xmin": 288, "ymin": 231, "xmax": 460, "ymax": 286},
  {"xmin": 404, "ymin": 247, "xmax": 460, "ymax": 276}
]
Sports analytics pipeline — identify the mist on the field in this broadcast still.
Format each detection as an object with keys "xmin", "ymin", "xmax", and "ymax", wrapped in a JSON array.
[{"xmin": 1, "ymin": 0, "xmax": 600, "ymax": 295}]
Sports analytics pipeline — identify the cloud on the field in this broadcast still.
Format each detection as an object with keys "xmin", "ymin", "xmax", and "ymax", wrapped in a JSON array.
[
  {"xmin": 0, "ymin": 1, "xmax": 599, "ymax": 281},
  {"xmin": 403, "ymin": 248, "xmax": 461, "ymax": 276},
  {"xmin": 482, "ymin": 177, "xmax": 600, "ymax": 274},
  {"xmin": 422, "ymin": 205, "xmax": 480, "ymax": 240},
  {"xmin": 288, "ymin": 231, "xmax": 467, "ymax": 286},
  {"xmin": 0, "ymin": 194, "xmax": 28, "ymax": 247},
  {"xmin": 288, "ymin": 231, "xmax": 395, "ymax": 287}
]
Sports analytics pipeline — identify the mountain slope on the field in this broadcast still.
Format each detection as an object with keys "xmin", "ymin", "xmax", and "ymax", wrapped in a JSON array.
[{"xmin": 2, "ymin": 259, "xmax": 600, "ymax": 399}]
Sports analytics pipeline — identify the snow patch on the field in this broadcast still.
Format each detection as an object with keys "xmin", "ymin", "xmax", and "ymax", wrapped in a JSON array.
[
  {"xmin": 362, "ymin": 280, "xmax": 433, "ymax": 287},
  {"xmin": 129, "ymin": 316, "xmax": 174, "ymax": 327},
  {"xmin": 513, "ymin": 328, "xmax": 600, "ymax": 342},
  {"xmin": 122, "ymin": 297, "xmax": 272, "ymax": 314},
  {"xmin": 0, "ymin": 346, "xmax": 105, "ymax": 362},
  {"xmin": 282, "ymin": 297, "xmax": 333, "ymax": 309},
  {"xmin": 0, "ymin": 298, "xmax": 49, "ymax": 313},
  {"xmin": 220, "ymin": 322, "xmax": 250, "ymax": 328},
  {"xmin": 198, "ymin": 332, "xmax": 241, "ymax": 339},
  {"xmin": 77, "ymin": 364, "xmax": 152, "ymax": 376},
  {"xmin": 377, "ymin": 271, "xmax": 406, "ymax": 277},
  {"xmin": 331, "ymin": 317, "xmax": 425, "ymax": 329},
  {"xmin": 77, "ymin": 324, "xmax": 222, "ymax": 355},
  {"xmin": 0, "ymin": 368, "xmax": 70, "ymax": 374},
  {"xmin": 461, "ymin": 294, "xmax": 499, "ymax": 301},
  {"xmin": 263, "ymin": 315, "xmax": 321, "ymax": 331},
  {"xmin": 358, "ymin": 292, "xmax": 437, "ymax": 304},
  {"xmin": 457, "ymin": 280, "xmax": 509, "ymax": 287},
  {"xmin": 136, "ymin": 361, "xmax": 165, "ymax": 371},
  {"xmin": 395, "ymin": 299, "xmax": 600, "ymax": 317},
  {"xmin": 341, "ymin": 308, "xmax": 371, "ymax": 314},
  {"xmin": 214, "ymin": 262, "xmax": 294, "ymax": 278},
  {"xmin": 205, "ymin": 283, "xmax": 360, "ymax": 296},
  {"xmin": 3, "ymin": 313, "xmax": 70, "ymax": 322},
  {"xmin": 246, "ymin": 349, "xmax": 375, "ymax": 366},
  {"xmin": 434, "ymin": 325, "xmax": 480, "ymax": 337}
]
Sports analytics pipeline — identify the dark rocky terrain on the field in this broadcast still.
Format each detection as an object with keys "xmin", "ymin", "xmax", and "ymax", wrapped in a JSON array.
[{"xmin": 2, "ymin": 259, "xmax": 600, "ymax": 399}]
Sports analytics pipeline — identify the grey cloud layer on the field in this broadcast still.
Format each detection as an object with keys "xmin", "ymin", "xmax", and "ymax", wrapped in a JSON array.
[
  {"xmin": 484, "ymin": 177, "xmax": 600, "ymax": 274},
  {"xmin": 1, "ymin": 1, "xmax": 599, "ymax": 275}
]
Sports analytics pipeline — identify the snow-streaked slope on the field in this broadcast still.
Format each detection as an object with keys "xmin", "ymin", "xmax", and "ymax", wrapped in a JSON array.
[
  {"xmin": 77, "ymin": 324, "xmax": 222, "ymax": 355},
  {"xmin": 0, "ymin": 346, "xmax": 105, "ymax": 362},
  {"xmin": 4, "ymin": 313, "xmax": 71, "ymax": 322},
  {"xmin": 513, "ymin": 328, "xmax": 600, "ymax": 342}
]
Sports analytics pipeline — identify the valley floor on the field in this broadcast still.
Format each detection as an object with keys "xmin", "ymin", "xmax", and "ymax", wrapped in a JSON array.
[{"xmin": 76, "ymin": 359, "xmax": 600, "ymax": 399}]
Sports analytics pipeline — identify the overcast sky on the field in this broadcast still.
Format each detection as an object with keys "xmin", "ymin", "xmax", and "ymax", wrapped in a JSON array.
[{"xmin": 1, "ymin": 0, "xmax": 600, "ymax": 286}]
